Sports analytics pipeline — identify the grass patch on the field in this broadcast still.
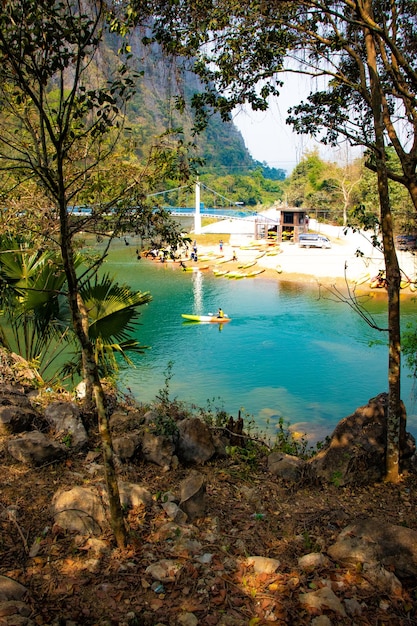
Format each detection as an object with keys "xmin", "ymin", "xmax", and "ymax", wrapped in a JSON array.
[{"xmin": 193, "ymin": 232, "xmax": 231, "ymax": 246}]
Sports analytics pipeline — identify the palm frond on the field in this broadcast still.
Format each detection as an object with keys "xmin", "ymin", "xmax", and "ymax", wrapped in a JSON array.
[{"xmin": 80, "ymin": 273, "xmax": 152, "ymax": 343}]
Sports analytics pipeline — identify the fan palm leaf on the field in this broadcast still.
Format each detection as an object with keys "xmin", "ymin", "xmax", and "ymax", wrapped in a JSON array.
[
  {"xmin": 0, "ymin": 236, "xmax": 152, "ymax": 381},
  {"xmin": 61, "ymin": 274, "xmax": 152, "ymax": 378},
  {"xmin": 0, "ymin": 236, "xmax": 80, "ymax": 371},
  {"xmin": 80, "ymin": 273, "xmax": 152, "ymax": 343}
]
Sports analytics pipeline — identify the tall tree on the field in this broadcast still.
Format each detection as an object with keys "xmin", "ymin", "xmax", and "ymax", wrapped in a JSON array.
[
  {"xmin": 284, "ymin": 150, "xmax": 337, "ymax": 213},
  {"xmin": 327, "ymin": 161, "xmax": 363, "ymax": 227},
  {"xmin": 0, "ymin": 0, "xmax": 136, "ymax": 547},
  {"xmin": 130, "ymin": 0, "xmax": 417, "ymax": 481},
  {"xmin": 0, "ymin": 0, "xmax": 189, "ymax": 546}
]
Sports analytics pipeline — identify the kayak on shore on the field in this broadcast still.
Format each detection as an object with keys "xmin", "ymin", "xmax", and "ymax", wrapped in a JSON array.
[
  {"xmin": 181, "ymin": 314, "xmax": 232, "ymax": 323},
  {"xmin": 183, "ymin": 265, "xmax": 209, "ymax": 272}
]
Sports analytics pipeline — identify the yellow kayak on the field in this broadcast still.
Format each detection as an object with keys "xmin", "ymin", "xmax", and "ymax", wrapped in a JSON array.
[{"xmin": 181, "ymin": 314, "xmax": 231, "ymax": 323}]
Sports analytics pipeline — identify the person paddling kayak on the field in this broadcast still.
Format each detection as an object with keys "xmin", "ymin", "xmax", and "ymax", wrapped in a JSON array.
[{"xmin": 217, "ymin": 307, "xmax": 224, "ymax": 318}]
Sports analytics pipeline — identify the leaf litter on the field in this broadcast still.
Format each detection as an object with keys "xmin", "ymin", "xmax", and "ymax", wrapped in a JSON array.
[{"xmin": 1, "ymin": 445, "xmax": 417, "ymax": 625}]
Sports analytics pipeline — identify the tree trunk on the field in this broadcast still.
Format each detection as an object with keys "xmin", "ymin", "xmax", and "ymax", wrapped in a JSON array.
[
  {"xmin": 405, "ymin": 172, "xmax": 417, "ymax": 212},
  {"xmin": 60, "ymin": 203, "xmax": 127, "ymax": 547},
  {"xmin": 364, "ymin": 7, "xmax": 402, "ymax": 482},
  {"xmin": 77, "ymin": 294, "xmax": 95, "ymax": 409},
  {"xmin": 377, "ymin": 164, "xmax": 402, "ymax": 482}
]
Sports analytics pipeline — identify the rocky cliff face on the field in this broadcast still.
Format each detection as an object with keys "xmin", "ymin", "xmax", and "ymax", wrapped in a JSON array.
[{"xmin": 104, "ymin": 28, "xmax": 256, "ymax": 174}]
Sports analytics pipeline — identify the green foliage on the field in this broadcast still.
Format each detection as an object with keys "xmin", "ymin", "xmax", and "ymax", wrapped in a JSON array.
[
  {"xmin": 346, "ymin": 204, "xmax": 382, "ymax": 251},
  {"xmin": 0, "ymin": 236, "xmax": 152, "ymax": 383},
  {"xmin": 149, "ymin": 361, "xmax": 190, "ymax": 435},
  {"xmin": 134, "ymin": 1, "xmax": 417, "ymax": 241},
  {"xmin": 284, "ymin": 151, "xmax": 326, "ymax": 207},
  {"xmin": 212, "ymin": 170, "xmax": 284, "ymax": 206},
  {"xmin": 147, "ymin": 362, "xmax": 328, "ymax": 469},
  {"xmin": 61, "ymin": 433, "xmax": 73, "ymax": 448},
  {"xmin": 104, "ymin": 24, "xmax": 284, "ymax": 201},
  {"xmin": 63, "ymin": 273, "xmax": 152, "ymax": 379},
  {"xmin": 257, "ymin": 162, "xmax": 286, "ymax": 181},
  {"xmin": 82, "ymin": 273, "xmax": 151, "ymax": 342},
  {"xmin": 272, "ymin": 417, "xmax": 320, "ymax": 460},
  {"xmin": 0, "ymin": 237, "xmax": 74, "ymax": 380},
  {"xmin": 148, "ymin": 413, "xmax": 179, "ymax": 438},
  {"xmin": 196, "ymin": 397, "xmax": 229, "ymax": 428},
  {"xmin": 276, "ymin": 149, "xmax": 417, "ymax": 232},
  {"xmin": 402, "ymin": 323, "xmax": 417, "ymax": 377},
  {"xmin": 155, "ymin": 360, "xmax": 176, "ymax": 407},
  {"xmin": 347, "ymin": 204, "xmax": 380, "ymax": 233},
  {"xmin": 225, "ymin": 442, "xmax": 260, "ymax": 469},
  {"xmin": 330, "ymin": 471, "xmax": 344, "ymax": 488}
]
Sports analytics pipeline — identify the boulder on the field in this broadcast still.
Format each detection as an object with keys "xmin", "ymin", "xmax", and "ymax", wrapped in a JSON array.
[
  {"xmin": 211, "ymin": 432, "xmax": 228, "ymax": 458},
  {"xmin": 162, "ymin": 501, "xmax": 188, "ymax": 524},
  {"xmin": 117, "ymin": 482, "xmax": 152, "ymax": 509},
  {"xmin": 0, "ymin": 576, "xmax": 27, "ymax": 602},
  {"xmin": 0, "ymin": 574, "xmax": 33, "ymax": 625},
  {"xmin": 0, "ymin": 387, "xmax": 39, "ymax": 435},
  {"xmin": 0, "ymin": 405, "xmax": 37, "ymax": 435},
  {"xmin": 141, "ymin": 431, "xmax": 176, "ymax": 469},
  {"xmin": 51, "ymin": 486, "xmax": 107, "ymax": 531},
  {"xmin": 110, "ymin": 409, "xmax": 145, "ymax": 433},
  {"xmin": 328, "ymin": 517, "xmax": 417, "ymax": 579},
  {"xmin": 44, "ymin": 401, "xmax": 88, "ymax": 448},
  {"xmin": 52, "ymin": 482, "xmax": 152, "ymax": 535},
  {"xmin": 54, "ymin": 509, "xmax": 102, "ymax": 535},
  {"xmin": 245, "ymin": 556, "xmax": 280, "ymax": 574},
  {"xmin": 7, "ymin": 431, "xmax": 67, "ymax": 465},
  {"xmin": 176, "ymin": 417, "xmax": 215, "ymax": 464},
  {"xmin": 113, "ymin": 431, "xmax": 142, "ymax": 461},
  {"xmin": 308, "ymin": 393, "xmax": 416, "ymax": 485},
  {"xmin": 268, "ymin": 451, "xmax": 306, "ymax": 482},
  {"xmin": 0, "ymin": 385, "xmax": 32, "ymax": 408},
  {"xmin": 179, "ymin": 472, "xmax": 207, "ymax": 520}
]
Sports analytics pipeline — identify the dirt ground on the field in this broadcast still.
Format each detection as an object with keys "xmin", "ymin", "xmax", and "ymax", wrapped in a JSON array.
[{"xmin": 1, "ymin": 431, "xmax": 417, "ymax": 626}]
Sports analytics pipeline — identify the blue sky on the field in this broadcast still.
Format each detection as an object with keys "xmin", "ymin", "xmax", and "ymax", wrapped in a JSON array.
[{"xmin": 232, "ymin": 73, "xmax": 362, "ymax": 175}]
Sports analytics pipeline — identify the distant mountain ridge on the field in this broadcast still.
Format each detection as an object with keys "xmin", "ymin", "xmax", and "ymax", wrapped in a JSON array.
[{"xmin": 106, "ymin": 30, "xmax": 285, "ymax": 180}]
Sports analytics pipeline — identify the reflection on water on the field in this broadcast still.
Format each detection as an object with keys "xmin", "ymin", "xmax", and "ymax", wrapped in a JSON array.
[
  {"xmin": 101, "ymin": 239, "xmax": 417, "ymax": 444},
  {"xmin": 192, "ymin": 271, "xmax": 204, "ymax": 313}
]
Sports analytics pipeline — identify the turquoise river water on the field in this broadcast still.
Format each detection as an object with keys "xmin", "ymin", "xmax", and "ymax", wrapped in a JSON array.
[{"xmin": 102, "ymin": 240, "xmax": 417, "ymax": 445}]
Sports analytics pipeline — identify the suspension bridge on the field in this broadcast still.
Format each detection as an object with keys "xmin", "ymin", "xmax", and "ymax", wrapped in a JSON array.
[
  {"xmin": 148, "ymin": 181, "xmax": 262, "ymax": 234},
  {"xmin": 69, "ymin": 180, "xmax": 277, "ymax": 235}
]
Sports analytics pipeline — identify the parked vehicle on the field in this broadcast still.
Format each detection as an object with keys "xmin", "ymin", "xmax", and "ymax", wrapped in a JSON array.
[
  {"xmin": 396, "ymin": 234, "xmax": 417, "ymax": 251},
  {"xmin": 299, "ymin": 233, "xmax": 331, "ymax": 248}
]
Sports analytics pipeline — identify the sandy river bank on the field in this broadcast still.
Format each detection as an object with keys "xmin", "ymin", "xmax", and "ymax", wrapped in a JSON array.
[{"xmin": 180, "ymin": 218, "xmax": 417, "ymax": 295}]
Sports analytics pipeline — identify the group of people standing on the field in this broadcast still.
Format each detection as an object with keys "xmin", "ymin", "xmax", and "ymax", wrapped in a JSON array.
[
  {"xmin": 190, "ymin": 240, "xmax": 198, "ymax": 261},
  {"xmin": 143, "ymin": 237, "xmax": 241, "ymax": 269}
]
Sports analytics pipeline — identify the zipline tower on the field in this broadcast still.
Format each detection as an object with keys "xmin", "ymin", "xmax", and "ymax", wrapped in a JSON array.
[{"xmin": 194, "ymin": 179, "xmax": 201, "ymax": 234}]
